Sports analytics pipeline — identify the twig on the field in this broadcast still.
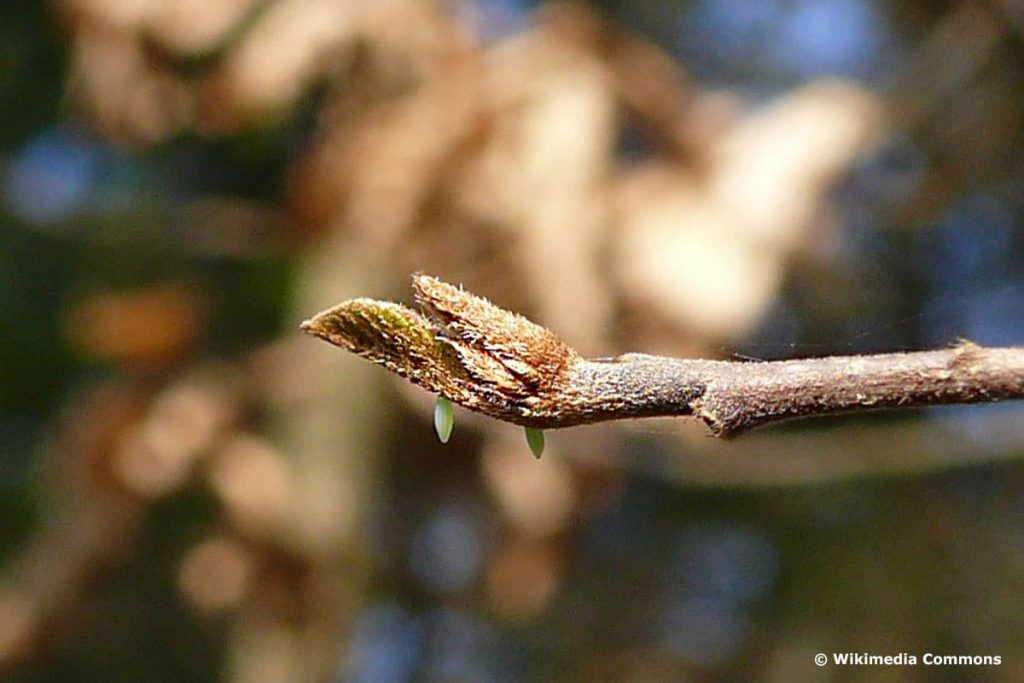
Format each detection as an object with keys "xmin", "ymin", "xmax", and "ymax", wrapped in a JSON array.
[{"xmin": 300, "ymin": 275, "xmax": 1024, "ymax": 438}]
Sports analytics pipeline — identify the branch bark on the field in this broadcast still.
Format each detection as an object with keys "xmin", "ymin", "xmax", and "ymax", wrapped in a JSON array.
[{"xmin": 300, "ymin": 274, "xmax": 1024, "ymax": 438}]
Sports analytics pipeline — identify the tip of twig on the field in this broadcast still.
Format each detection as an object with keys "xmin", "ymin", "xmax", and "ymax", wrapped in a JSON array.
[{"xmin": 300, "ymin": 276, "xmax": 580, "ymax": 425}]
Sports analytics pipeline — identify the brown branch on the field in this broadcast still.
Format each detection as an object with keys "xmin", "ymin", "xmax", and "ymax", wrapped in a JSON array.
[{"xmin": 300, "ymin": 274, "xmax": 1024, "ymax": 438}]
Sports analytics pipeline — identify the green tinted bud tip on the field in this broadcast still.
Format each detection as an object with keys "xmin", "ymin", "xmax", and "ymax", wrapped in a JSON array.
[
  {"xmin": 434, "ymin": 396, "xmax": 454, "ymax": 443},
  {"xmin": 524, "ymin": 427, "xmax": 545, "ymax": 459}
]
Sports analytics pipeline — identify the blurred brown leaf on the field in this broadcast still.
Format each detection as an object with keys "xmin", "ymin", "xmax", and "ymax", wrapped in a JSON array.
[{"xmin": 64, "ymin": 282, "xmax": 207, "ymax": 366}]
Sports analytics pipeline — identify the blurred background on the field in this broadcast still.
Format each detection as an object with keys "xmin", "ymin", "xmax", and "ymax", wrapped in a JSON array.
[{"xmin": 3, "ymin": 0, "xmax": 1024, "ymax": 681}]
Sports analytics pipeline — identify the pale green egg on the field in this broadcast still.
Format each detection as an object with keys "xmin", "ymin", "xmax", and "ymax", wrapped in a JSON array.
[
  {"xmin": 434, "ymin": 397, "xmax": 454, "ymax": 443},
  {"xmin": 525, "ymin": 427, "xmax": 545, "ymax": 459}
]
